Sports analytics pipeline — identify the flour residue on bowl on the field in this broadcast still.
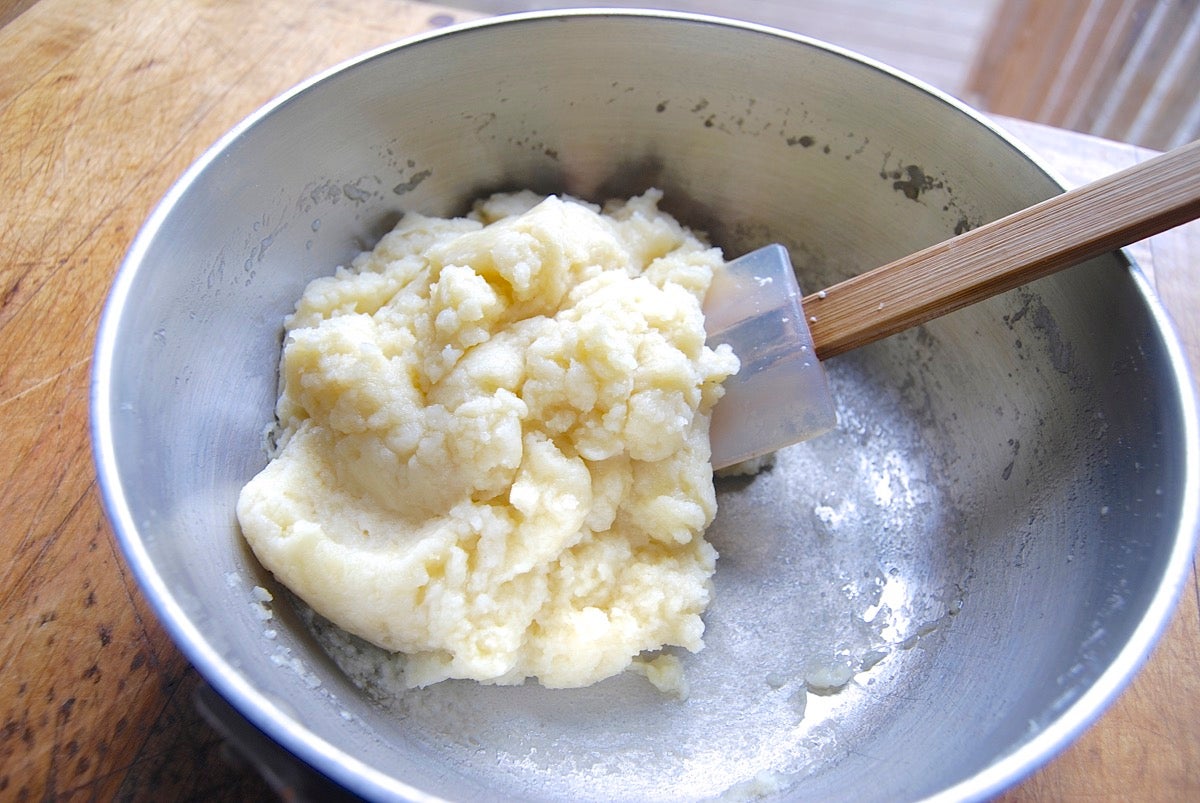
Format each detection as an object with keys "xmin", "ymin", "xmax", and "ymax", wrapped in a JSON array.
[{"xmin": 290, "ymin": 356, "xmax": 969, "ymax": 801}]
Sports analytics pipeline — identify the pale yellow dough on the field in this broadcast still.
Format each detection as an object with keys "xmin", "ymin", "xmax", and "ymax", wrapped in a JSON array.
[{"xmin": 237, "ymin": 190, "xmax": 738, "ymax": 689}]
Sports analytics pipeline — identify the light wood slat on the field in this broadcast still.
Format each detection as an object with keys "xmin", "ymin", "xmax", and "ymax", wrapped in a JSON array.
[
  {"xmin": 1033, "ymin": 0, "xmax": 1129, "ymax": 124},
  {"xmin": 1091, "ymin": 1, "xmax": 1193, "ymax": 141},
  {"xmin": 1054, "ymin": 1, "xmax": 1146, "ymax": 131},
  {"xmin": 969, "ymin": 0, "xmax": 1200, "ymax": 151},
  {"xmin": 1129, "ymin": 10, "xmax": 1200, "ymax": 148},
  {"xmin": 964, "ymin": 0, "xmax": 1089, "ymax": 120},
  {"xmin": 0, "ymin": 0, "xmax": 36, "ymax": 27}
]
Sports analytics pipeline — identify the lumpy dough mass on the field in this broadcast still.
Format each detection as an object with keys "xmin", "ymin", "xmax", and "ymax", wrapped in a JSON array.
[{"xmin": 236, "ymin": 190, "xmax": 739, "ymax": 689}]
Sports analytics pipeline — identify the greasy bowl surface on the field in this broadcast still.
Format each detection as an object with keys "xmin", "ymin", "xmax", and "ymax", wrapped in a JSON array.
[{"xmin": 92, "ymin": 10, "xmax": 1198, "ymax": 802}]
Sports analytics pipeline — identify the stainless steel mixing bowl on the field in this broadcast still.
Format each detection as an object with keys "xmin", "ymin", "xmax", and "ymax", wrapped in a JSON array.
[{"xmin": 92, "ymin": 10, "xmax": 1198, "ymax": 802}]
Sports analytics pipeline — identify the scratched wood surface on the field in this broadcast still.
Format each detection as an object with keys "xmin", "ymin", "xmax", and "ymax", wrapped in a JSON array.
[
  {"xmin": 0, "ymin": 1, "xmax": 473, "ymax": 799},
  {"xmin": 0, "ymin": 1, "xmax": 1196, "ymax": 800}
]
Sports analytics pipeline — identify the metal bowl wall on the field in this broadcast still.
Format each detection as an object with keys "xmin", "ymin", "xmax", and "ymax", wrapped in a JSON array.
[{"xmin": 92, "ymin": 11, "xmax": 1198, "ymax": 802}]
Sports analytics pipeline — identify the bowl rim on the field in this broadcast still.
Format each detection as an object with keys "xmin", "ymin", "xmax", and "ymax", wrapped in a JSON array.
[{"xmin": 89, "ymin": 8, "xmax": 1200, "ymax": 802}]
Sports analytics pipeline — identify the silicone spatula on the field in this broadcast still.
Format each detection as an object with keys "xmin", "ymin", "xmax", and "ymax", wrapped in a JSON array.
[{"xmin": 705, "ymin": 139, "xmax": 1200, "ymax": 470}]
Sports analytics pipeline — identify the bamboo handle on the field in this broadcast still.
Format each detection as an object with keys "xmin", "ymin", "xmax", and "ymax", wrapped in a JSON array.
[{"xmin": 802, "ymin": 139, "xmax": 1200, "ymax": 360}]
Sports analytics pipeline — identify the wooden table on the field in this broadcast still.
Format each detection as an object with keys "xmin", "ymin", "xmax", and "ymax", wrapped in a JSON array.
[{"xmin": 1, "ymin": 1, "xmax": 1196, "ymax": 799}]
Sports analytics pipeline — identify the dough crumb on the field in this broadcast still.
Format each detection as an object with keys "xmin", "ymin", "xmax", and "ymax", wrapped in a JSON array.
[
  {"xmin": 716, "ymin": 770, "xmax": 788, "ymax": 801},
  {"xmin": 630, "ymin": 653, "xmax": 690, "ymax": 699},
  {"xmin": 803, "ymin": 656, "xmax": 856, "ymax": 694}
]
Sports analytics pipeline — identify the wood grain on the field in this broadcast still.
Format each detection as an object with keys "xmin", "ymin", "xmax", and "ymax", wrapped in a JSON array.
[
  {"xmin": 0, "ymin": 3, "xmax": 1195, "ymax": 802},
  {"xmin": 964, "ymin": 0, "xmax": 1200, "ymax": 151},
  {"xmin": 0, "ymin": 0, "xmax": 36, "ymax": 27},
  {"xmin": 0, "ymin": 1, "xmax": 472, "ymax": 799}
]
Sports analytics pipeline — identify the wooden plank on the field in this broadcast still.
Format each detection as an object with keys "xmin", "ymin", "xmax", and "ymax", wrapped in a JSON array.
[
  {"xmin": 0, "ymin": 0, "xmax": 37, "ymax": 27},
  {"xmin": 971, "ymin": 0, "xmax": 1200, "ymax": 150},
  {"xmin": 1090, "ymin": 1, "xmax": 1195, "ymax": 142},
  {"xmin": 0, "ymin": 1, "xmax": 474, "ymax": 798},
  {"xmin": 1033, "ymin": 0, "xmax": 1130, "ymax": 125},
  {"xmin": 1128, "ymin": 11, "xmax": 1200, "ymax": 149},
  {"xmin": 965, "ymin": 0, "xmax": 1094, "ymax": 120}
]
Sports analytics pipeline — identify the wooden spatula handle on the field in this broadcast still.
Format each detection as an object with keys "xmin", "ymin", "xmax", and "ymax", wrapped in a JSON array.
[{"xmin": 802, "ymin": 139, "xmax": 1200, "ymax": 360}]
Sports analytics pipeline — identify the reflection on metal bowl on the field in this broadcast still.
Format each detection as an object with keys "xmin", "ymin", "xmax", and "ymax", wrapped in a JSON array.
[{"xmin": 92, "ymin": 10, "xmax": 1198, "ymax": 802}]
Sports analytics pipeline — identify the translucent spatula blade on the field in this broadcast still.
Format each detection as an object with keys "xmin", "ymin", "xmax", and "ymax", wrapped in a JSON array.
[{"xmin": 705, "ymin": 245, "xmax": 837, "ymax": 470}]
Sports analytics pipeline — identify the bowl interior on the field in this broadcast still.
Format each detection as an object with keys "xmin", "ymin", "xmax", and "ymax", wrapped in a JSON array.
[{"xmin": 94, "ymin": 12, "xmax": 1197, "ymax": 802}]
